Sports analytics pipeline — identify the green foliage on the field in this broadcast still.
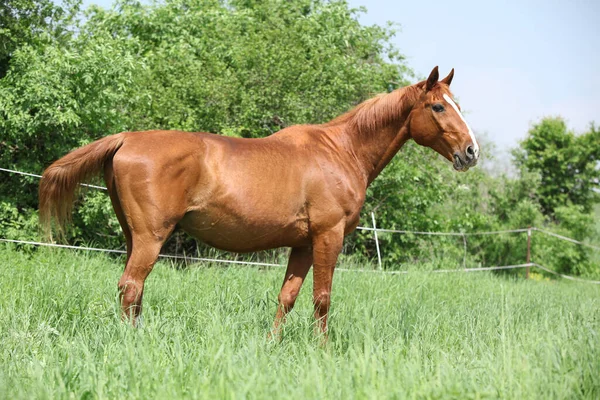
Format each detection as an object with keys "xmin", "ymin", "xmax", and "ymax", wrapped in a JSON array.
[
  {"xmin": 514, "ymin": 117, "xmax": 600, "ymax": 216},
  {"xmin": 0, "ymin": 1, "xmax": 598, "ymax": 277},
  {"xmin": 0, "ymin": 0, "xmax": 78, "ymax": 77},
  {"xmin": 532, "ymin": 205, "xmax": 598, "ymax": 278},
  {"xmin": 508, "ymin": 118, "xmax": 600, "ymax": 276},
  {"xmin": 346, "ymin": 128, "xmax": 599, "ymax": 277},
  {"xmin": 80, "ymin": 0, "xmax": 408, "ymax": 136},
  {"xmin": 0, "ymin": 0, "xmax": 409, "ymax": 246},
  {"xmin": 345, "ymin": 139, "xmax": 542, "ymax": 269},
  {"xmin": 0, "ymin": 200, "xmax": 39, "ymax": 240},
  {"xmin": 346, "ymin": 142, "xmax": 453, "ymax": 264},
  {"xmin": 1, "ymin": 246, "xmax": 599, "ymax": 399}
]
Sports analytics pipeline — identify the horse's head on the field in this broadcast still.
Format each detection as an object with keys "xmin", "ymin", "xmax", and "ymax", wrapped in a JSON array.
[{"xmin": 409, "ymin": 66, "xmax": 479, "ymax": 171}]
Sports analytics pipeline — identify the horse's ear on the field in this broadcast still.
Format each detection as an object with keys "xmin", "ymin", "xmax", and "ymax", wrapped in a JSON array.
[
  {"xmin": 441, "ymin": 68, "xmax": 454, "ymax": 86},
  {"xmin": 426, "ymin": 66, "xmax": 439, "ymax": 91}
]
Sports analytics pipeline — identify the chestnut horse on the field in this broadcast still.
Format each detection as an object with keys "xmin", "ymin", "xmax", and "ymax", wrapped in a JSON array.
[{"xmin": 39, "ymin": 67, "xmax": 479, "ymax": 335}]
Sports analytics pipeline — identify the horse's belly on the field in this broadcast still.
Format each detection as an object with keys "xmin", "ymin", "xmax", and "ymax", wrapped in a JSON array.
[{"xmin": 178, "ymin": 209, "xmax": 310, "ymax": 252}]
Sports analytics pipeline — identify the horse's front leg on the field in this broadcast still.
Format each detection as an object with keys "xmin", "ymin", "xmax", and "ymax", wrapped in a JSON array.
[
  {"xmin": 312, "ymin": 225, "xmax": 344, "ymax": 336},
  {"xmin": 269, "ymin": 246, "xmax": 313, "ymax": 338}
]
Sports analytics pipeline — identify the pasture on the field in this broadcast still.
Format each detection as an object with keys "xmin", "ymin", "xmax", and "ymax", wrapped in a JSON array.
[{"xmin": 0, "ymin": 245, "xmax": 598, "ymax": 399}]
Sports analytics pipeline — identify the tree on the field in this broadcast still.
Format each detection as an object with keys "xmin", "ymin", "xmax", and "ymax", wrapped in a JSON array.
[
  {"xmin": 2, "ymin": 1, "xmax": 597, "ymax": 277},
  {"xmin": 514, "ymin": 117, "xmax": 600, "ymax": 216},
  {"xmin": 0, "ymin": 0, "xmax": 77, "ymax": 78},
  {"xmin": 0, "ymin": 0, "xmax": 411, "ymax": 247}
]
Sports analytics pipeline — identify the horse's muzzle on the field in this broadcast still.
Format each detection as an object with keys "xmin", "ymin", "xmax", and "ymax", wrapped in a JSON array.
[{"xmin": 453, "ymin": 146, "xmax": 479, "ymax": 171}]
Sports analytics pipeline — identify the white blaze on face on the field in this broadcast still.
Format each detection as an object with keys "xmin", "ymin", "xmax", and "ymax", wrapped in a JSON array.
[{"xmin": 442, "ymin": 94, "xmax": 479, "ymax": 154}]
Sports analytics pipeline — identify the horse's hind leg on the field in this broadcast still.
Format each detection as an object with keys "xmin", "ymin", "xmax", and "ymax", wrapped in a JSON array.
[
  {"xmin": 108, "ymin": 164, "xmax": 180, "ymax": 324},
  {"xmin": 108, "ymin": 146, "xmax": 190, "ymax": 324},
  {"xmin": 118, "ymin": 228, "xmax": 174, "ymax": 324},
  {"xmin": 104, "ymin": 161, "xmax": 132, "ymax": 262},
  {"xmin": 270, "ymin": 246, "xmax": 313, "ymax": 338}
]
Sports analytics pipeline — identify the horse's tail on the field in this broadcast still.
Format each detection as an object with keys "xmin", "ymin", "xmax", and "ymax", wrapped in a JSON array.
[{"xmin": 39, "ymin": 133, "xmax": 125, "ymax": 238}]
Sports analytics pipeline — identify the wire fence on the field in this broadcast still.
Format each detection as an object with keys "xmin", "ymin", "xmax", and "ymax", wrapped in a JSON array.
[
  {"xmin": 0, "ymin": 167, "xmax": 107, "ymax": 190},
  {"xmin": 0, "ymin": 237, "xmax": 540, "ymax": 276},
  {"xmin": 2, "ymin": 166, "xmax": 600, "ymax": 284}
]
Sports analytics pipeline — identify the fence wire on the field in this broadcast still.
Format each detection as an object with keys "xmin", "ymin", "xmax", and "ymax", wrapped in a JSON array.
[
  {"xmin": 1, "ymin": 236, "xmax": 598, "ymax": 284},
  {"xmin": 2, "ymin": 166, "xmax": 599, "ymax": 284},
  {"xmin": 0, "ymin": 167, "xmax": 107, "ymax": 190},
  {"xmin": 0, "ymin": 167, "xmax": 543, "ymax": 236}
]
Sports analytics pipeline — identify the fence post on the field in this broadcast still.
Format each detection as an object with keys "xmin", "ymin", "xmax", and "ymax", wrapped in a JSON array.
[
  {"xmin": 526, "ymin": 226, "xmax": 532, "ymax": 279},
  {"xmin": 371, "ymin": 212, "xmax": 383, "ymax": 270}
]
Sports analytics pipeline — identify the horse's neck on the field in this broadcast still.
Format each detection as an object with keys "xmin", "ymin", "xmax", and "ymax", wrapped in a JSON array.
[
  {"xmin": 327, "ymin": 86, "xmax": 418, "ymax": 186},
  {"xmin": 365, "ymin": 124, "xmax": 411, "ymax": 184}
]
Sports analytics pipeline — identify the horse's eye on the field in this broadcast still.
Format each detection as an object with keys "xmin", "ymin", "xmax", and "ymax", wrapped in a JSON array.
[{"xmin": 432, "ymin": 103, "xmax": 445, "ymax": 113}]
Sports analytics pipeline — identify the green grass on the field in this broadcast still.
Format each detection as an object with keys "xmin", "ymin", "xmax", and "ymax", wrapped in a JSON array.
[{"xmin": 0, "ymin": 245, "xmax": 599, "ymax": 399}]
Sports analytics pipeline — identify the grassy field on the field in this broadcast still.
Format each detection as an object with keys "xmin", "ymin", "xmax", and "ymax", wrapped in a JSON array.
[{"xmin": 0, "ymin": 245, "xmax": 599, "ymax": 399}]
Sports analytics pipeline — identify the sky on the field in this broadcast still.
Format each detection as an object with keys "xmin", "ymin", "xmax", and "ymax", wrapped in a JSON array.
[
  {"xmin": 80, "ymin": 0, "xmax": 599, "ymax": 153},
  {"xmin": 347, "ymin": 0, "xmax": 600, "ymax": 154}
]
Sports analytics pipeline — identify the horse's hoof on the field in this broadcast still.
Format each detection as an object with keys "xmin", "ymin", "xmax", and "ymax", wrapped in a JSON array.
[{"xmin": 133, "ymin": 315, "xmax": 144, "ymax": 328}]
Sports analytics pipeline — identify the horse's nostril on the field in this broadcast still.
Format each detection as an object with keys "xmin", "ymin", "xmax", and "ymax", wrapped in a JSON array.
[{"xmin": 466, "ymin": 145, "xmax": 474, "ymax": 156}]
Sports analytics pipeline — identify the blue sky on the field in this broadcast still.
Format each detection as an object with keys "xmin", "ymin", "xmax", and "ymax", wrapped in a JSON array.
[
  {"xmin": 81, "ymin": 0, "xmax": 599, "ymax": 152},
  {"xmin": 348, "ymin": 0, "xmax": 600, "ymax": 153}
]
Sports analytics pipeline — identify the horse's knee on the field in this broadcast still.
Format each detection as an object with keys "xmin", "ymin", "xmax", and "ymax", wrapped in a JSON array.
[
  {"xmin": 313, "ymin": 290, "xmax": 331, "ymax": 312},
  {"xmin": 278, "ymin": 289, "xmax": 299, "ymax": 311},
  {"xmin": 118, "ymin": 278, "xmax": 143, "ymax": 305}
]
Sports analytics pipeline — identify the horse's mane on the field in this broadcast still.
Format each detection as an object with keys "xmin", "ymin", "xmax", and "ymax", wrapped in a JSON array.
[{"xmin": 323, "ymin": 84, "xmax": 422, "ymax": 133}]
